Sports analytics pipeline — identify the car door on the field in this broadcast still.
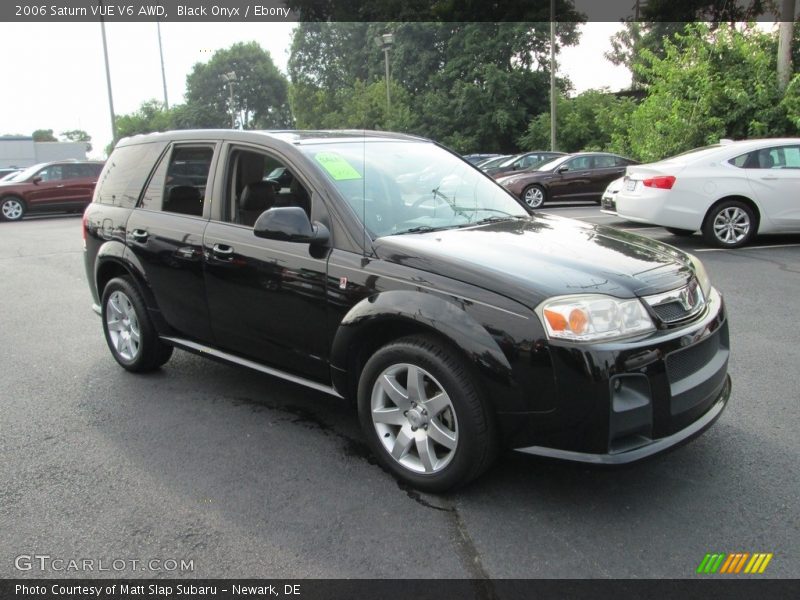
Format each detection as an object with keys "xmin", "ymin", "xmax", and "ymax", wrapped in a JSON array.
[
  {"xmin": 586, "ymin": 155, "xmax": 628, "ymax": 199},
  {"xmin": 549, "ymin": 156, "xmax": 593, "ymax": 200},
  {"xmin": 743, "ymin": 144, "xmax": 800, "ymax": 231},
  {"xmin": 24, "ymin": 164, "xmax": 73, "ymax": 208},
  {"xmin": 202, "ymin": 143, "xmax": 331, "ymax": 382},
  {"xmin": 124, "ymin": 142, "xmax": 218, "ymax": 342},
  {"xmin": 59, "ymin": 163, "xmax": 100, "ymax": 210}
]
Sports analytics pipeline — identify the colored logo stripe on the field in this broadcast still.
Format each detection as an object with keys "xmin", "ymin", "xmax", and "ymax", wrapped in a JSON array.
[{"xmin": 697, "ymin": 553, "xmax": 773, "ymax": 574}]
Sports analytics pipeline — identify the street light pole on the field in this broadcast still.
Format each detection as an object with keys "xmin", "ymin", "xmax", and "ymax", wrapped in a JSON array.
[
  {"xmin": 550, "ymin": 0, "xmax": 557, "ymax": 152},
  {"xmin": 221, "ymin": 71, "xmax": 237, "ymax": 129},
  {"xmin": 99, "ymin": 1, "xmax": 117, "ymax": 145},
  {"xmin": 375, "ymin": 32, "xmax": 394, "ymax": 113},
  {"xmin": 157, "ymin": 21, "xmax": 169, "ymax": 110}
]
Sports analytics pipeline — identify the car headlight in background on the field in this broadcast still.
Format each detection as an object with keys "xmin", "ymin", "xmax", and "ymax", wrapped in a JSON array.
[{"xmin": 536, "ymin": 294, "xmax": 655, "ymax": 342}]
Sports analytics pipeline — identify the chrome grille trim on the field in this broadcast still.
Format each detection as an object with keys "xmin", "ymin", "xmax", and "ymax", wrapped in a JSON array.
[{"xmin": 643, "ymin": 279, "xmax": 705, "ymax": 324}]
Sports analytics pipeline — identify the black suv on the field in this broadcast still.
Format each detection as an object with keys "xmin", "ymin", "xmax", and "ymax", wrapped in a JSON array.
[{"xmin": 83, "ymin": 130, "xmax": 731, "ymax": 491}]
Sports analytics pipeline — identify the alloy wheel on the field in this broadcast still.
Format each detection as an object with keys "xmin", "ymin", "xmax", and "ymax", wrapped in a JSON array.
[
  {"xmin": 370, "ymin": 363, "xmax": 458, "ymax": 474},
  {"xmin": 1, "ymin": 199, "xmax": 23, "ymax": 220},
  {"xmin": 105, "ymin": 290, "xmax": 141, "ymax": 361},
  {"xmin": 713, "ymin": 206, "xmax": 750, "ymax": 245}
]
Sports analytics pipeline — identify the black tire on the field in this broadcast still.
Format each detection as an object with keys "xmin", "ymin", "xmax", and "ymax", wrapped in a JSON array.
[
  {"xmin": 1, "ymin": 196, "xmax": 26, "ymax": 221},
  {"xmin": 702, "ymin": 200, "xmax": 756, "ymax": 248},
  {"xmin": 665, "ymin": 227, "xmax": 695, "ymax": 237},
  {"xmin": 357, "ymin": 335, "xmax": 496, "ymax": 492},
  {"xmin": 101, "ymin": 277, "xmax": 173, "ymax": 372},
  {"xmin": 521, "ymin": 184, "xmax": 546, "ymax": 209}
]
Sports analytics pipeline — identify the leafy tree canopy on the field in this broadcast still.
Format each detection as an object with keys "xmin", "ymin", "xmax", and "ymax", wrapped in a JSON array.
[
  {"xmin": 32, "ymin": 129, "xmax": 57, "ymax": 142},
  {"xmin": 60, "ymin": 129, "xmax": 92, "ymax": 152},
  {"xmin": 623, "ymin": 23, "xmax": 798, "ymax": 162},
  {"xmin": 518, "ymin": 90, "xmax": 637, "ymax": 154},
  {"xmin": 185, "ymin": 41, "xmax": 292, "ymax": 129},
  {"xmin": 288, "ymin": 21, "xmax": 580, "ymax": 153}
]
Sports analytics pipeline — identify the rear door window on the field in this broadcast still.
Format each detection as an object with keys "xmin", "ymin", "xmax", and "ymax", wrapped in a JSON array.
[
  {"xmin": 140, "ymin": 145, "xmax": 214, "ymax": 217},
  {"xmin": 96, "ymin": 143, "xmax": 166, "ymax": 208}
]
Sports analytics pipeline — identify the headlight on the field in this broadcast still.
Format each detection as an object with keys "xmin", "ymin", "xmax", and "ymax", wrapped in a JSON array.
[
  {"xmin": 687, "ymin": 252, "xmax": 712, "ymax": 299},
  {"xmin": 536, "ymin": 294, "xmax": 655, "ymax": 342}
]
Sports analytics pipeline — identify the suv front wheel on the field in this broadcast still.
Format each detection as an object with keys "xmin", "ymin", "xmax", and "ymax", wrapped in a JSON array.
[
  {"xmin": 101, "ymin": 277, "xmax": 173, "ymax": 372},
  {"xmin": 357, "ymin": 335, "xmax": 496, "ymax": 492}
]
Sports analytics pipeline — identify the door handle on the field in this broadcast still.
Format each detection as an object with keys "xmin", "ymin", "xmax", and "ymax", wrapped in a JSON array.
[
  {"xmin": 57, "ymin": 184, "xmax": 66, "ymax": 188},
  {"xmin": 176, "ymin": 246, "xmax": 196, "ymax": 259},
  {"xmin": 131, "ymin": 229, "xmax": 149, "ymax": 242},
  {"xmin": 760, "ymin": 176, "xmax": 779, "ymax": 180},
  {"xmin": 212, "ymin": 244, "xmax": 234, "ymax": 258}
]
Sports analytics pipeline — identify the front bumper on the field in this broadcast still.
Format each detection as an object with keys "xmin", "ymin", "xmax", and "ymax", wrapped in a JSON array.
[
  {"xmin": 505, "ymin": 287, "xmax": 730, "ymax": 463},
  {"xmin": 516, "ymin": 375, "xmax": 730, "ymax": 464}
]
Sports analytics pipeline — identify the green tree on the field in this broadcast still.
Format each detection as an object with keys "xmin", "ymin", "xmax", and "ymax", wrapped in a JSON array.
[
  {"xmin": 32, "ymin": 129, "xmax": 57, "ymax": 142},
  {"xmin": 114, "ymin": 100, "xmax": 175, "ymax": 139},
  {"xmin": 623, "ymin": 23, "xmax": 797, "ymax": 162},
  {"xmin": 185, "ymin": 42, "xmax": 292, "ymax": 129},
  {"xmin": 288, "ymin": 21, "xmax": 581, "ymax": 153},
  {"xmin": 60, "ymin": 129, "xmax": 92, "ymax": 152},
  {"xmin": 518, "ymin": 90, "xmax": 637, "ymax": 153},
  {"xmin": 606, "ymin": 1, "xmax": 770, "ymax": 88}
]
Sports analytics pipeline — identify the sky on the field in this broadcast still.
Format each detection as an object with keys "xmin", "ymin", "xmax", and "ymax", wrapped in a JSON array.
[{"xmin": 0, "ymin": 22, "xmax": 631, "ymax": 159}]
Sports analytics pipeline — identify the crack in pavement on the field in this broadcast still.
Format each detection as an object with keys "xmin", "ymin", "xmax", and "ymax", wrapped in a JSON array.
[{"xmin": 228, "ymin": 394, "xmax": 496, "ymax": 586}]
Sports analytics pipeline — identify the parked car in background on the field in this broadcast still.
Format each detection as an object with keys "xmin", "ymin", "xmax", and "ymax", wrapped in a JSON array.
[
  {"xmin": 463, "ymin": 153, "xmax": 502, "ymax": 164},
  {"xmin": 615, "ymin": 139, "xmax": 800, "ymax": 247},
  {"xmin": 475, "ymin": 154, "xmax": 513, "ymax": 169},
  {"xmin": 483, "ymin": 151, "xmax": 566, "ymax": 179},
  {"xmin": 497, "ymin": 152, "xmax": 638, "ymax": 208},
  {"xmin": 0, "ymin": 160, "xmax": 104, "ymax": 221},
  {"xmin": 83, "ymin": 129, "xmax": 730, "ymax": 492},
  {"xmin": 0, "ymin": 167, "xmax": 22, "ymax": 180},
  {"xmin": 600, "ymin": 177, "xmax": 625, "ymax": 214}
]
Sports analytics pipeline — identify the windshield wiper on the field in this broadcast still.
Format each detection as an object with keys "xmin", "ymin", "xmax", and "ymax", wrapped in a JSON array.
[
  {"xmin": 392, "ymin": 225, "xmax": 455, "ymax": 236},
  {"xmin": 468, "ymin": 215, "xmax": 528, "ymax": 226}
]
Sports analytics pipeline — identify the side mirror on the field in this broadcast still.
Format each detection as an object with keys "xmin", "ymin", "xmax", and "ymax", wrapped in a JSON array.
[
  {"xmin": 556, "ymin": 166, "xmax": 569, "ymax": 174},
  {"xmin": 253, "ymin": 206, "xmax": 329, "ymax": 245},
  {"xmin": 32, "ymin": 176, "xmax": 42, "ymax": 184}
]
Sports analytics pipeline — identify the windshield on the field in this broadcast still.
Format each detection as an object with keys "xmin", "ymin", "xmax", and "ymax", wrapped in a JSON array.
[
  {"xmin": 534, "ymin": 155, "xmax": 570, "ymax": 172},
  {"xmin": 6, "ymin": 164, "xmax": 46, "ymax": 182},
  {"xmin": 300, "ymin": 140, "xmax": 528, "ymax": 238},
  {"xmin": 497, "ymin": 154, "xmax": 523, "ymax": 168}
]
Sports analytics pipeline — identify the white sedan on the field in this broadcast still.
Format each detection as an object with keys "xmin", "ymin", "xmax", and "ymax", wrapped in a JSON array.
[{"xmin": 615, "ymin": 138, "xmax": 800, "ymax": 247}]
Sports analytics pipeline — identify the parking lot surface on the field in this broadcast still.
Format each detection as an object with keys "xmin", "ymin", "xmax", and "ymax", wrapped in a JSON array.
[{"xmin": 1, "ymin": 207, "xmax": 798, "ymax": 579}]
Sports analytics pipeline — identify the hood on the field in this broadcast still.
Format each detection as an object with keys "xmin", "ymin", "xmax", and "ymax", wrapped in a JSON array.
[{"xmin": 373, "ymin": 214, "xmax": 693, "ymax": 310}]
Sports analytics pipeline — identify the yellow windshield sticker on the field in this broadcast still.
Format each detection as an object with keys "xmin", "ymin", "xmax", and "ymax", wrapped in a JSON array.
[{"xmin": 314, "ymin": 152, "xmax": 362, "ymax": 180}]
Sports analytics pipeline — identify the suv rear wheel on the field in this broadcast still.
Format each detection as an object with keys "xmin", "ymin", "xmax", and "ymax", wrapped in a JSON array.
[
  {"xmin": 101, "ymin": 277, "xmax": 173, "ymax": 372},
  {"xmin": 357, "ymin": 335, "xmax": 495, "ymax": 492}
]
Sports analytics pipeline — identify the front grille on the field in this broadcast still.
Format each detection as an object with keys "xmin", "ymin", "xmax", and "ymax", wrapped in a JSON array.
[
  {"xmin": 643, "ymin": 279, "xmax": 705, "ymax": 325},
  {"xmin": 666, "ymin": 332, "xmax": 720, "ymax": 384},
  {"xmin": 652, "ymin": 301, "xmax": 692, "ymax": 323}
]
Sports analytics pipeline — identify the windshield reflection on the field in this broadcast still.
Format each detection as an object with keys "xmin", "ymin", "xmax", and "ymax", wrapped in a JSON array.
[{"xmin": 301, "ymin": 140, "xmax": 528, "ymax": 238}]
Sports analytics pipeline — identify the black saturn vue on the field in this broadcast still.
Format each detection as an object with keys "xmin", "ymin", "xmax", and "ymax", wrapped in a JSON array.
[{"xmin": 83, "ymin": 130, "xmax": 731, "ymax": 491}]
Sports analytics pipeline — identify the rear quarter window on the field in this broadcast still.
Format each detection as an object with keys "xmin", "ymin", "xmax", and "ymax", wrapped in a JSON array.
[{"xmin": 96, "ymin": 143, "xmax": 167, "ymax": 208}]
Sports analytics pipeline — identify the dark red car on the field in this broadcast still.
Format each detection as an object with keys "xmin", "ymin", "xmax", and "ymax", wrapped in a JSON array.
[
  {"xmin": 497, "ymin": 152, "xmax": 638, "ymax": 209},
  {"xmin": 0, "ymin": 160, "xmax": 104, "ymax": 221}
]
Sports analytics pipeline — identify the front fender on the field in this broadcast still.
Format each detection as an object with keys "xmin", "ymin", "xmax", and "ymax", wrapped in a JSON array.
[{"xmin": 331, "ymin": 290, "xmax": 525, "ymax": 411}]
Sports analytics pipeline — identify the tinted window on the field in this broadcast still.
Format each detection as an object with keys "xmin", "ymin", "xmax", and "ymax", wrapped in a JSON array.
[
  {"xmin": 594, "ymin": 155, "xmax": 616, "ymax": 168},
  {"xmin": 96, "ymin": 143, "xmax": 166, "ymax": 208},
  {"xmin": 37, "ymin": 165, "xmax": 64, "ymax": 182},
  {"xmin": 731, "ymin": 146, "xmax": 800, "ymax": 169},
  {"xmin": 140, "ymin": 145, "xmax": 212, "ymax": 217}
]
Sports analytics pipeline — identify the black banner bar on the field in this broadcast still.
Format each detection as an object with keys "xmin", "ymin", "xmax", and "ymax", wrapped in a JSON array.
[
  {"xmin": 0, "ymin": 0, "xmax": 790, "ymax": 23},
  {"xmin": 2, "ymin": 579, "xmax": 799, "ymax": 600}
]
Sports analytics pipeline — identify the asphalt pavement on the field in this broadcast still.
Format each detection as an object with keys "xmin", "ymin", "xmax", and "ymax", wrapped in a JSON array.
[{"xmin": 0, "ymin": 208, "xmax": 797, "ymax": 580}]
